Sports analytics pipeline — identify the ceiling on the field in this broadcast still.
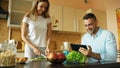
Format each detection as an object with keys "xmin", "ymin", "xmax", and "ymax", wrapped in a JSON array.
[
  {"xmin": 24, "ymin": 0, "xmax": 106, "ymax": 11},
  {"xmin": 50, "ymin": 0, "xmax": 106, "ymax": 11}
]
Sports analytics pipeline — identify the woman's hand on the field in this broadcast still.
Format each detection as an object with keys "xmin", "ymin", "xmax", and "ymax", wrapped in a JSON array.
[
  {"xmin": 45, "ymin": 48, "xmax": 50, "ymax": 55},
  {"xmin": 33, "ymin": 47, "xmax": 41, "ymax": 55}
]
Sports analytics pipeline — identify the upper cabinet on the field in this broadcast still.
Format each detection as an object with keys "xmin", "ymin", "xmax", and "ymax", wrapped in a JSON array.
[
  {"xmin": 50, "ymin": 4, "xmax": 86, "ymax": 33},
  {"xmin": 62, "ymin": 7, "xmax": 76, "ymax": 32},
  {"xmin": 76, "ymin": 9, "xmax": 86, "ymax": 33},
  {"xmin": 7, "ymin": 0, "xmax": 32, "ymax": 28},
  {"xmin": 50, "ymin": 4, "xmax": 63, "ymax": 31}
]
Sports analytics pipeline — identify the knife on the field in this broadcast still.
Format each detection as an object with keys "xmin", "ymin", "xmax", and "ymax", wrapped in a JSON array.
[{"xmin": 41, "ymin": 54, "xmax": 47, "ymax": 58}]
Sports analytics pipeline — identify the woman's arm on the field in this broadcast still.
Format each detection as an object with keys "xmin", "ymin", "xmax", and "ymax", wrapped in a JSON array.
[
  {"xmin": 45, "ymin": 22, "xmax": 52, "ymax": 54},
  {"xmin": 21, "ymin": 22, "xmax": 40, "ymax": 55},
  {"xmin": 47, "ymin": 22, "xmax": 52, "ymax": 39}
]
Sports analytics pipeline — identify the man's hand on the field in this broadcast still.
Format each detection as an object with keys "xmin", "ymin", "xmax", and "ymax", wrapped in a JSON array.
[
  {"xmin": 79, "ymin": 45, "xmax": 92, "ymax": 56},
  {"xmin": 79, "ymin": 45, "xmax": 101, "ymax": 60}
]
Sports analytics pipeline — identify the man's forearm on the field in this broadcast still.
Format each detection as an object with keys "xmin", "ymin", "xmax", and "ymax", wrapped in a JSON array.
[{"xmin": 89, "ymin": 52, "xmax": 101, "ymax": 60}]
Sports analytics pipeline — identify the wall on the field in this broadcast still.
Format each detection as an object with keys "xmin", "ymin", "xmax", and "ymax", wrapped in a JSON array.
[
  {"xmin": 52, "ymin": 31, "xmax": 81, "ymax": 49},
  {"xmin": 105, "ymin": 0, "xmax": 120, "ymax": 50},
  {"xmin": 50, "ymin": 0, "xmax": 92, "ymax": 10},
  {"xmin": 0, "ymin": 19, "xmax": 8, "ymax": 42},
  {"xmin": 0, "ymin": 0, "xmax": 8, "ymax": 42},
  {"xmin": 91, "ymin": 0, "xmax": 106, "ymax": 12}
]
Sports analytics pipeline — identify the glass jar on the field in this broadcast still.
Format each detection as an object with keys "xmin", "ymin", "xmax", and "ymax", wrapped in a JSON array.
[{"xmin": 0, "ymin": 41, "xmax": 17, "ymax": 67}]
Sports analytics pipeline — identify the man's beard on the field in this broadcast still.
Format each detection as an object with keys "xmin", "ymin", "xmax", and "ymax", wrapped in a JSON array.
[
  {"xmin": 87, "ymin": 29, "xmax": 94, "ymax": 34},
  {"xmin": 87, "ymin": 27, "xmax": 98, "ymax": 35}
]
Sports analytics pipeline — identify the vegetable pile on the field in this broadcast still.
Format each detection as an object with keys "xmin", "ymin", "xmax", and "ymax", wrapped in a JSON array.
[
  {"xmin": 31, "ymin": 56, "xmax": 46, "ymax": 61},
  {"xmin": 66, "ymin": 51, "xmax": 88, "ymax": 64}
]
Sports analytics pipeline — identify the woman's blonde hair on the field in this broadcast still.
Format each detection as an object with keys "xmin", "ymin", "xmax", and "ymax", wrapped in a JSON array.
[{"xmin": 26, "ymin": 0, "xmax": 50, "ymax": 20}]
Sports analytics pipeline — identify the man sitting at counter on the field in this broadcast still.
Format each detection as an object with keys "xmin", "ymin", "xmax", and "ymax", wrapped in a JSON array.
[{"xmin": 79, "ymin": 13, "xmax": 117, "ymax": 62}]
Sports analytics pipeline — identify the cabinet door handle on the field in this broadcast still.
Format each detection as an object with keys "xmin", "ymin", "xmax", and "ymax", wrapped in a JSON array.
[{"xmin": 53, "ymin": 25, "xmax": 58, "ymax": 27}]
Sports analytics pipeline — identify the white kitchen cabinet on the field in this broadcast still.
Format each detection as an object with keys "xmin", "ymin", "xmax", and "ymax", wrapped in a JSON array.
[
  {"xmin": 7, "ymin": 0, "xmax": 32, "ymax": 28},
  {"xmin": 50, "ymin": 4, "xmax": 63, "ymax": 31},
  {"xmin": 62, "ymin": 7, "xmax": 86, "ymax": 33},
  {"xmin": 62, "ymin": 7, "xmax": 76, "ymax": 32},
  {"xmin": 76, "ymin": 9, "xmax": 86, "ymax": 33},
  {"xmin": 50, "ymin": 4, "xmax": 87, "ymax": 33}
]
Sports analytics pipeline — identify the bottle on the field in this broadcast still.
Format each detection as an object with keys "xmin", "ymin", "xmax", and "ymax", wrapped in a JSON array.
[
  {"xmin": 63, "ymin": 41, "xmax": 70, "ymax": 56},
  {"xmin": 63, "ymin": 41, "xmax": 69, "ymax": 51}
]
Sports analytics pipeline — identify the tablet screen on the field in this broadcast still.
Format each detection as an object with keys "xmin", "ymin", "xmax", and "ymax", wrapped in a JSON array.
[{"xmin": 70, "ymin": 44, "xmax": 87, "ymax": 51}]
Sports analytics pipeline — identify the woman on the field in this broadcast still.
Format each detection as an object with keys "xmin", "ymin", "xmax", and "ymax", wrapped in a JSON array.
[{"xmin": 21, "ymin": 0, "xmax": 52, "ymax": 58}]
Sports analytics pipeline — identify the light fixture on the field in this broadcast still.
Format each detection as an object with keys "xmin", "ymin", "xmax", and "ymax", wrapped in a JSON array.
[{"xmin": 84, "ymin": 0, "xmax": 88, "ymax": 4}]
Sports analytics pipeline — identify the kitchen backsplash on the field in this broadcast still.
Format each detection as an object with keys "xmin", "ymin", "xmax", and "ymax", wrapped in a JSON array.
[{"xmin": 52, "ymin": 31, "xmax": 82, "ymax": 49}]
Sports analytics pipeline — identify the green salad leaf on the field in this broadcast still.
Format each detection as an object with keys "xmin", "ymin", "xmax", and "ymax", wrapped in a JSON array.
[
  {"xmin": 66, "ymin": 50, "xmax": 88, "ymax": 64},
  {"xmin": 31, "ymin": 56, "xmax": 45, "ymax": 61}
]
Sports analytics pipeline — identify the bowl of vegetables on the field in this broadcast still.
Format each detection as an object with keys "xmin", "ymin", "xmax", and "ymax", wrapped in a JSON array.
[{"xmin": 47, "ymin": 52, "xmax": 66, "ymax": 64}]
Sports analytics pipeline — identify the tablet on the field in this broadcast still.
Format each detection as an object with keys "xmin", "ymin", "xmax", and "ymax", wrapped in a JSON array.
[{"xmin": 70, "ymin": 44, "xmax": 87, "ymax": 51}]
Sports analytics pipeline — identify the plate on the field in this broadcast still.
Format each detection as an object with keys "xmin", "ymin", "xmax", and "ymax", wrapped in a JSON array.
[{"xmin": 16, "ymin": 57, "xmax": 28, "ymax": 64}]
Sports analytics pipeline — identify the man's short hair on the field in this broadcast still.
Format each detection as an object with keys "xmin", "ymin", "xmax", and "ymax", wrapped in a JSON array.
[{"xmin": 83, "ymin": 13, "xmax": 97, "ymax": 21}]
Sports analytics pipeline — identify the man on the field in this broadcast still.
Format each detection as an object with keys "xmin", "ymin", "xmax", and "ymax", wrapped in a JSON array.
[{"xmin": 79, "ymin": 13, "xmax": 117, "ymax": 62}]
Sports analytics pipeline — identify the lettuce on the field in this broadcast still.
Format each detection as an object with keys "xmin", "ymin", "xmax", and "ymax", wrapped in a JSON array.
[{"xmin": 66, "ymin": 50, "xmax": 87, "ymax": 64}]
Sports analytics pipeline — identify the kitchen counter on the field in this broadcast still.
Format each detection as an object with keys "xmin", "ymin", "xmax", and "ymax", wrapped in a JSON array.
[{"xmin": 1, "ymin": 60, "xmax": 120, "ymax": 68}]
